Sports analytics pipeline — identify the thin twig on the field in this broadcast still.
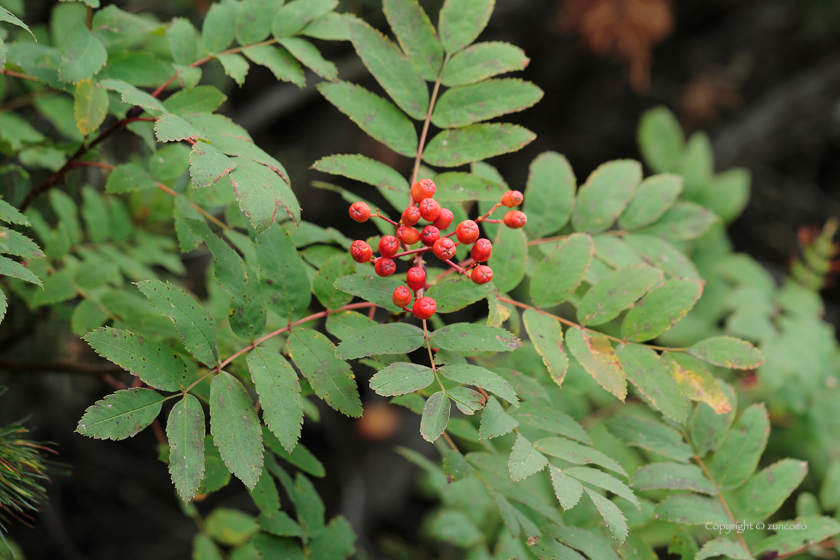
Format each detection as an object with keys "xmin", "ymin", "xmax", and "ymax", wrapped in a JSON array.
[
  {"xmin": 694, "ymin": 452, "xmax": 751, "ymax": 555},
  {"xmin": 0, "ymin": 69, "xmax": 40, "ymax": 82},
  {"xmin": 410, "ymin": 56, "xmax": 448, "ymax": 190}
]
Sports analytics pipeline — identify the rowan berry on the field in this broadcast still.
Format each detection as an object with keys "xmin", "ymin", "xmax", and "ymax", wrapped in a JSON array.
[
  {"xmin": 350, "ymin": 240, "xmax": 373, "ymax": 263},
  {"xmin": 392, "ymin": 286, "xmax": 412, "ymax": 308},
  {"xmin": 420, "ymin": 225, "xmax": 440, "ymax": 246},
  {"xmin": 501, "ymin": 190, "xmax": 524, "ymax": 208},
  {"xmin": 397, "ymin": 225, "xmax": 421, "ymax": 245},
  {"xmin": 410, "ymin": 179, "xmax": 436, "ymax": 202},
  {"xmin": 419, "ymin": 198, "xmax": 441, "ymax": 221},
  {"xmin": 378, "ymin": 235, "xmax": 400, "ymax": 258},
  {"xmin": 455, "ymin": 220, "xmax": 480, "ymax": 244},
  {"xmin": 432, "ymin": 237, "xmax": 457, "ymax": 260},
  {"xmin": 406, "ymin": 267, "xmax": 426, "ymax": 291},
  {"xmin": 402, "ymin": 206, "xmax": 421, "ymax": 226},
  {"xmin": 349, "ymin": 201, "xmax": 371, "ymax": 222},
  {"xmin": 413, "ymin": 296, "xmax": 437, "ymax": 320},
  {"xmin": 471, "ymin": 265, "xmax": 494, "ymax": 285},
  {"xmin": 433, "ymin": 208, "xmax": 454, "ymax": 230},
  {"xmin": 504, "ymin": 210, "xmax": 527, "ymax": 229},
  {"xmin": 471, "ymin": 238, "xmax": 492, "ymax": 262},
  {"xmin": 375, "ymin": 258, "xmax": 396, "ymax": 277}
]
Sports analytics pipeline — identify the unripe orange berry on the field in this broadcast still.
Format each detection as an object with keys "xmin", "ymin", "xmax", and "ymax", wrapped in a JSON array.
[
  {"xmin": 410, "ymin": 179, "xmax": 436, "ymax": 202},
  {"xmin": 419, "ymin": 198, "xmax": 441, "ymax": 221},
  {"xmin": 433, "ymin": 208, "xmax": 454, "ymax": 230},
  {"xmin": 397, "ymin": 225, "xmax": 421, "ymax": 245},
  {"xmin": 432, "ymin": 237, "xmax": 457, "ymax": 260},
  {"xmin": 420, "ymin": 225, "xmax": 440, "ymax": 246},
  {"xmin": 402, "ymin": 206, "xmax": 421, "ymax": 226},
  {"xmin": 471, "ymin": 238, "xmax": 492, "ymax": 262},
  {"xmin": 375, "ymin": 258, "xmax": 396, "ymax": 277},
  {"xmin": 350, "ymin": 240, "xmax": 373, "ymax": 263},
  {"xmin": 501, "ymin": 190, "xmax": 524, "ymax": 208},
  {"xmin": 413, "ymin": 296, "xmax": 437, "ymax": 320},
  {"xmin": 392, "ymin": 286, "xmax": 412, "ymax": 308},
  {"xmin": 471, "ymin": 265, "xmax": 494, "ymax": 284},
  {"xmin": 504, "ymin": 210, "xmax": 527, "ymax": 229},
  {"xmin": 349, "ymin": 201, "xmax": 371, "ymax": 222},
  {"xmin": 455, "ymin": 220, "xmax": 480, "ymax": 244},
  {"xmin": 406, "ymin": 267, "xmax": 426, "ymax": 291},
  {"xmin": 378, "ymin": 235, "xmax": 400, "ymax": 258}
]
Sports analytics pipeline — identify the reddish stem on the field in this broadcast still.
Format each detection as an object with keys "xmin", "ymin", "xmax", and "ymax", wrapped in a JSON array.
[
  {"xmin": 445, "ymin": 259, "xmax": 470, "ymax": 277},
  {"xmin": 393, "ymin": 246, "xmax": 432, "ymax": 259}
]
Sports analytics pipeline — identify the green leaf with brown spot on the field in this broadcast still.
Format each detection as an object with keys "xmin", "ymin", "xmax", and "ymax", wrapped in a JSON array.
[
  {"xmin": 432, "ymin": 79, "xmax": 543, "ymax": 128},
  {"xmin": 523, "ymin": 309, "xmax": 568, "ymax": 387},
  {"xmin": 688, "ymin": 336, "xmax": 765, "ymax": 370},
  {"xmin": 572, "ymin": 160, "xmax": 642, "ymax": 233},
  {"xmin": 441, "ymin": 41, "xmax": 529, "ymax": 87},
  {"xmin": 607, "ymin": 413, "xmax": 692, "ymax": 462},
  {"xmin": 663, "ymin": 352, "xmax": 732, "ymax": 415},
  {"xmin": 630, "ymin": 462, "xmax": 714, "ymax": 495},
  {"xmin": 732, "ymin": 459, "xmax": 808, "ymax": 523},
  {"xmin": 420, "ymin": 391, "xmax": 450, "ymax": 442},
  {"xmin": 383, "ymin": 0, "xmax": 443, "ymax": 81},
  {"xmin": 438, "ymin": 0, "xmax": 494, "ymax": 53},
  {"xmin": 615, "ymin": 343, "xmax": 688, "ymax": 424},
  {"xmin": 370, "ymin": 363, "xmax": 434, "ymax": 397},
  {"xmin": 312, "ymin": 154, "xmax": 408, "ymax": 211},
  {"xmin": 312, "ymin": 254, "xmax": 355, "ymax": 310},
  {"xmin": 423, "ymin": 123, "xmax": 536, "ymax": 168},
  {"xmin": 535, "ymin": 437, "xmax": 627, "ymax": 477},
  {"xmin": 618, "ymin": 173, "xmax": 683, "ymax": 230},
  {"xmin": 566, "ymin": 328, "xmax": 626, "ymax": 401},
  {"xmin": 577, "ymin": 264, "xmax": 663, "ymax": 326},
  {"xmin": 76, "ymin": 388, "xmax": 166, "ymax": 440},
  {"xmin": 440, "ymin": 364, "xmax": 518, "ymax": 406},
  {"xmin": 530, "ymin": 233, "xmax": 594, "ymax": 308},
  {"xmin": 210, "ymin": 371, "xmax": 264, "ymax": 490},
  {"xmin": 621, "ymin": 278, "xmax": 704, "ymax": 342},
  {"xmin": 655, "ymin": 495, "xmax": 729, "ymax": 526},
  {"xmin": 247, "ymin": 349, "xmax": 304, "ymax": 455},
  {"xmin": 508, "ymin": 432, "xmax": 548, "ymax": 481},
  {"xmin": 167, "ymin": 394, "xmax": 206, "ymax": 502},
  {"xmin": 335, "ymin": 323, "xmax": 425, "ymax": 359},
  {"xmin": 430, "ymin": 323, "xmax": 521, "ymax": 353},
  {"xmin": 432, "ymin": 172, "xmax": 507, "ymax": 202},
  {"xmin": 710, "ymin": 403, "xmax": 770, "ymax": 490},
  {"xmin": 425, "ymin": 276, "xmax": 495, "ymax": 313}
]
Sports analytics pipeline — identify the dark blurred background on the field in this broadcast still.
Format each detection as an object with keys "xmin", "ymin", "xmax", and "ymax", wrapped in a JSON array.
[{"xmin": 3, "ymin": 0, "xmax": 840, "ymax": 558}]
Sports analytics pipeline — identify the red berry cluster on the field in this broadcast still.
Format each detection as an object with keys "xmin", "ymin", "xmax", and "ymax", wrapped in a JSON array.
[{"xmin": 348, "ymin": 179, "xmax": 526, "ymax": 319}]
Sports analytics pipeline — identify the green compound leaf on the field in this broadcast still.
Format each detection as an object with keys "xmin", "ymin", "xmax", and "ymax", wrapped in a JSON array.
[
  {"xmin": 155, "ymin": 113, "xmax": 204, "ymax": 143},
  {"xmin": 84, "ymin": 327, "xmax": 189, "ymax": 391},
  {"xmin": 432, "ymin": 79, "xmax": 543, "ymax": 128},
  {"xmin": 618, "ymin": 173, "xmax": 683, "ymax": 230},
  {"xmin": 566, "ymin": 466, "xmax": 639, "ymax": 508},
  {"xmin": 711, "ymin": 403, "xmax": 770, "ymax": 490},
  {"xmin": 578, "ymin": 264, "xmax": 663, "ymax": 326},
  {"xmin": 318, "ymin": 81, "xmax": 417, "ymax": 158},
  {"xmin": 638, "ymin": 106, "xmax": 685, "ymax": 174},
  {"xmin": 202, "ymin": 0, "xmax": 239, "ymax": 52},
  {"xmin": 585, "ymin": 487, "xmax": 628, "ymax": 544},
  {"xmin": 98, "ymin": 79, "xmax": 168, "ymax": 115},
  {"xmin": 663, "ymin": 352, "xmax": 732, "ymax": 415},
  {"xmin": 615, "ymin": 343, "xmax": 688, "ymax": 424},
  {"xmin": 168, "ymin": 17, "xmax": 201, "ymax": 66},
  {"xmin": 312, "ymin": 254, "xmax": 355, "ymax": 310},
  {"xmin": 548, "ymin": 465, "xmax": 584, "ymax": 511},
  {"xmin": 335, "ymin": 323, "xmax": 425, "ymax": 359},
  {"xmin": 243, "ymin": 45, "xmax": 305, "ymax": 88},
  {"xmin": 640, "ymin": 201, "xmax": 719, "ymax": 241},
  {"xmin": 0, "ymin": 256, "xmax": 42, "ymax": 286},
  {"xmin": 254, "ymin": 223, "xmax": 312, "ymax": 321},
  {"xmin": 430, "ymin": 323, "xmax": 521, "ymax": 353},
  {"xmin": 535, "ymin": 437, "xmax": 627, "ymax": 478},
  {"xmin": 441, "ymin": 41, "xmax": 529, "ymax": 87},
  {"xmin": 230, "ymin": 158, "xmax": 300, "ymax": 234},
  {"xmin": 607, "ymin": 413, "xmax": 693, "ymax": 463},
  {"xmin": 479, "ymin": 396, "xmax": 518, "ymax": 440},
  {"xmin": 655, "ymin": 494, "xmax": 729, "ymax": 526},
  {"xmin": 205, "ymin": 507, "xmax": 260, "ymax": 546},
  {"xmin": 688, "ymin": 336, "xmax": 765, "ymax": 370},
  {"xmin": 370, "ymin": 363, "xmax": 434, "ymax": 397},
  {"xmin": 166, "ymin": 394, "xmax": 206, "ymax": 502},
  {"xmin": 334, "ymin": 274, "xmax": 404, "ymax": 313},
  {"xmin": 349, "ymin": 18, "xmax": 428, "ymax": 120},
  {"xmin": 572, "ymin": 160, "xmax": 642, "ymax": 233},
  {"xmin": 59, "ymin": 23, "xmax": 108, "ymax": 83},
  {"xmin": 689, "ymin": 381, "xmax": 737, "ymax": 457},
  {"xmin": 309, "ymin": 516, "xmax": 356, "ymax": 560},
  {"xmin": 236, "ymin": 0, "xmax": 281, "ymax": 44},
  {"xmin": 753, "ymin": 516, "xmax": 840, "ymax": 556},
  {"xmin": 695, "ymin": 538, "xmax": 754, "ymax": 560},
  {"xmin": 259, "ymin": 510, "xmax": 305, "ymax": 538},
  {"xmin": 438, "ymin": 0, "xmax": 494, "ymax": 53},
  {"xmin": 190, "ymin": 142, "xmax": 237, "ymax": 188},
  {"xmin": 623, "ymin": 233, "xmax": 702, "ymax": 280},
  {"xmin": 0, "ymin": 7, "xmax": 34, "ymax": 36},
  {"xmin": 247, "ymin": 349, "xmax": 304, "ymax": 455},
  {"xmin": 621, "ymin": 278, "xmax": 704, "ymax": 342},
  {"xmin": 287, "ymin": 328, "xmax": 363, "ymax": 417},
  {"xmin": 630, "ymin": 462, "xmax": 715, "ymax": 495},
  {"xmin": 163, "ymin": 85, "xmax": 228, "ymax": 116},
  {"xmin": 508, "ymin": 432, "xmax": 548, "ymax": 481},
  {"xmin": 277, "ymin": 37, "xmax": 337, "ymax": 81},
  {"xmin": 439, "ymin": 364, "xmax": 518, "ymax": 406},
  {"xmin": 423, "ymin": 124, "xmax": 536, "ymax": 168},
  {"xmin": 271, "ymin": 0, "xmax": 336, "ymax": 38},
  {"xmin": 448, "ymin": 386, "xmax": 484, "ymax": 415},
  {"xmin": 420, "ymin": 391, "xmax": 450, "ymax": 443},
  {"xmin": 424, "ymin": 276, "xmax": 495, "ymax": 313},
  {"xmin": 76, "ymin": 388, "xmax": 165, "ymax": 440},
  {"xmin": 74, "ymin": 78, "xmax": 109, "ymax": 136},
  {"xmin": 383, "ymin": 0, "xmax": 443, "ymax": 81},
  {"xmin": 105, "ymin": 163, "xmax": 157, "ymax": 193},
  {"xmin": 522, "ymin": 309, "xmax": 568, "ymax": 387},
  {"xmin": 565, "ymin": 328, "xmax": 627, "ymax": 401},
  {"xmin": 512, "ymin": 402, "xmax": 591, "ymax": 444},
  {"xmin": 210, "ymin": 371, "xmax": 264, "ymax": 490},
  {"xmin": 311, "ymin": 154, "xmax": 408, "ymax": 210},
  {"xmin": 731, "ymin": 459, "xmax": 808, "ymax": 524},
  {"xmin": 530, "ymin": 233, "xmax": 594, "ymax": 308},
  {"xmin": 523, "ymin": 151, "xmax": 576, "ymax": 239},
  {"xmin": 0, "ymin": 199, "xmax": 31, "ymax": 227},
  {"xmin": 432, "ymin": 172, "xmax": 507, "ymax": 202},
  {"xmin": 488, "ymin": 227, "xmax": 526, "ymax": 293},
  {"xmin": 0, "ymin": 229, "xmax": 43, "ymax": 259},
  {"xmin": 136, "ymin": 280, "xmax": 219, "ymax": 367}
]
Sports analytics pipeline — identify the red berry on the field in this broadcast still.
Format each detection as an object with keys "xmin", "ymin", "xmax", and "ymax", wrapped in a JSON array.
[
  {"xmin": 432, "ymin": 237, "xmax": 457, "ymax": 260},
  {"xmin": 349, "ymin": 202, "xmax": 371, "ymax": 222},
  {"xmin": 455, "ymin": 220, "xmax": 480, "ymax": 244},
  {"xmin": 350, "ymin": 240, "xmax": 373, "ymax": 263},
  {"xmin": 392, "ymin": 286, "xmax": 412, "ymax": 308},
  {"xmin": 471, "ymin": 265, "xmax": 494, "ymax": 285},
  {"xmin": 504, "ymin": 210, "xmax": 527, "ymax": 229},
  {"xmin": 501, "ymin": 190, "xmax": 524, "ymax": 208},
  {"xmin": 410, "ymin": 179, "xmax": 436, "ymax": 203},
  {"xmin": 378, "ymin": 235, "xmax": 400, "ymax": 258},
  {"xmin": 419, "ymin": 198, "xmax": 441, "ymax": 222},
  {"xmin": 433, "ymin": 208, "xmax": 454, "ymax": 230},
  {"xmin": 471, "ymin": 238, "xmax": 492, "ymax": 262},
  {"xmin": 406, "ymin": 267, "xmax": 427, "ymax": 291},
  {"xmin": 413, "ymin": 296, "xmax": 437, "ymax": 320},
  {"xmin": 375, "ymin": 258, "xmax": 396, "ymax": 277},
  {"xmin": 420, "ymin": 225, "xmax": 440, "ymax": 246},
  {"xmin": 402, "ymin": 206, "xmax": 421, "ymax": 226},
  {"xmin": 397, "ymin": 225, "xmax": 421, "ymax": 246}
]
